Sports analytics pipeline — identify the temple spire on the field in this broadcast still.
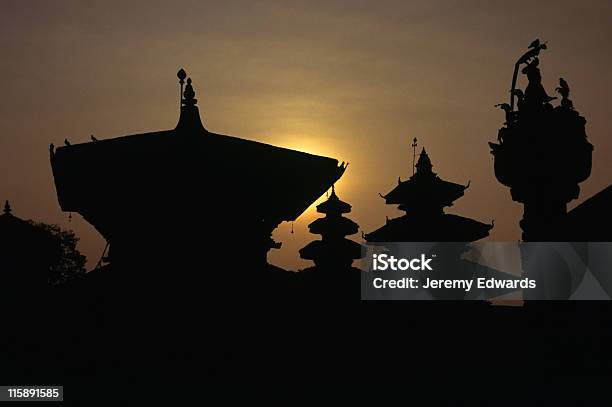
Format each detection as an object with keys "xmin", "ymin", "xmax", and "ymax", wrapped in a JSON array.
[
  {"xmin": 299, "ymin": 186, "xmax": 362, "ymax": 270},
  {"xmin": 365, "ymin": 141, "xmax": 492, "ymax": 242},
  {"xmin": 183, "ymin": 77, "xmax": 197, "ymax": 107},
  {"xmin": 415, "ymin": 147, "xmax": 433, "ymax": 175},
  {"xmin": 175, "ymin": 69, "xmax": 205, "ymax": 132}
]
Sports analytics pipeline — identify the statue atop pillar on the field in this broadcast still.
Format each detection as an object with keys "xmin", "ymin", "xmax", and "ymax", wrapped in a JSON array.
[{"xmin": 489, "ymin": 40, "xmax": 593, "ymax": 241}]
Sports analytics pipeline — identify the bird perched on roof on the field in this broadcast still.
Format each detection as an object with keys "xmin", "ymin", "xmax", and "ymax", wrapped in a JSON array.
[
  {"xmin": 91, "ymin": 135, "xmax": 99, "ymax": 142},
  {"xmin": 64, "ymin": 139, "xmax": 71, "ymax": 146}
]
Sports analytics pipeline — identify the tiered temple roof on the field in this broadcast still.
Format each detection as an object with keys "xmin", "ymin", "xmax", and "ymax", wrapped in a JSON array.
[
  {"xmin": 365, "ymin": 148, "xmax": 492, "ymax": 242},
  {"xmin": 383, "ymin": 148, "xmax": 468, "ymax": 213},
  {"xmin": 50, "ymin": 70, "xmax": 346, "ymax": 288},
  {"xmin": 299, "ymin": 186, "xmax": 363, "ymax": 270}
]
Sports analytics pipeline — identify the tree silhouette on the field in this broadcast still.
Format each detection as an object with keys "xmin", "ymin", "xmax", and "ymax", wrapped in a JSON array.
[{"xmin": 28, "ymin": 221, "xmax": 87, "ymax": 285}]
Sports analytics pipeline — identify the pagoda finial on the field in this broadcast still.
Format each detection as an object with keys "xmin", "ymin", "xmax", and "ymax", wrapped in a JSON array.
[
  {"xmin": 177, "ymin": 68, "xmax": 187, "ymax": 108},
  {"xmin": 175, "ymin": 71, "xmax": 206, "ymax": 132},
  {"xmin": 3, "ymin": 200, "xmax": 11, "ymax": 215},
  {"xmin": 183, "ymin": 77, "xmax": 197, "ymax": 107},
  {"xmin": 416, "ymin": 147, "xmax": 433, "ymax": 174}
]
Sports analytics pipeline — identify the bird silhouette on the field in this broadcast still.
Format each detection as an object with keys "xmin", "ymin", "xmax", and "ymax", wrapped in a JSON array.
[
  {"xmin": 528, "ymin": 39, "xmax": 540, "ymax": 49},
  {"xmin": 91, "ymin": 135, "xmax": 99, "ymax": 142},
  {"xmin": 64, "ymin": 139, "xmax": 71, "ymax": 146},
  {"xmin": 556, "ymin": 78, "xmax": 570, "ymax": 98}
]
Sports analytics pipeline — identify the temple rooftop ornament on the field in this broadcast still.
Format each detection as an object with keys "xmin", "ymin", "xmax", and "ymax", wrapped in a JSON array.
[
  {"xmin": 298, "ymin": 184, "xmax": 363, "ymax": 299},
  {"xmin": 177, "ymin": 68, "xmax": 187, "ymax": 105},
  {"xmin": 50, "ymin": 69, "xmax": 346, "ymax": 290},
  {"xmin": 382, "ymin": 148, "xmax": 468, "ymax": 214},
  {"xmin": 489, "ymin": 41, "xmax": 593, "ymax": 241},
  {"xmin": 314, "ymin": 185, "xmax": 351, "ymax": 216},
  {"xmin": 365, "ymin": 146, "xmax": 492, "ymax": 242},
  {"xmin": 176, "ymin": 72, "xmax": 205, "ymax": 132},
  {"xmin": 299, "ymin": 185, "xmax": 362, "ymax": 270}
]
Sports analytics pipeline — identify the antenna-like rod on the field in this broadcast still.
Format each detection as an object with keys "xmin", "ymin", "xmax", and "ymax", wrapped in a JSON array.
[
  {"xmin": 411, "ymin": 137, "xmax": 418, "ymax": 175},
  {"xmin": 177, "ymin": 68, "xmax": 187, "ymax": 108}
]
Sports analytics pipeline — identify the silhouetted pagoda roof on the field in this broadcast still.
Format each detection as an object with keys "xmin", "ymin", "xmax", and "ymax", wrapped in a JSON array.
[
  {"xmin": 316, "ymin": 186, "xmax": 351, "ymax": 214},
  {"xmin": 382, "ymin": 149, "xmax": 468, "ymax": 211},
  {"xmin": 53, "ymin": 129, "xmax": 344, "ymax": 219},
  {"xmin": 307, "ymin": 186, "xmax": 359, "ymax": 236},
  {"xmin": 564, "ymin": 184, "xmax": 612, "ymax": 241},
  {"xmin": 365, "ymin": 146, "xmax": 492, "ymax": 243},
  {"xmin": 364, "ymin": 213, "xmax": 493, "ymax": 242},
  {"xmin": 50, "ymin": 74, "xmax": 346, "ymax": 235},
  {"xmin": 299, "ymin": 186, "xmax": 364, "ymax": 270},
  {"xmin": 308, "ymin": 216, "xmax": 358, "ymax": 236},
  {"xmin": 0, "ymin": 201, "xmax": 35, "ymax": 233}
]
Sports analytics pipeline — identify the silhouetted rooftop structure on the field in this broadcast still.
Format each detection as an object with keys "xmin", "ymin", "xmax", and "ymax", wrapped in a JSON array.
[
  {"xmin": 298, "ymin": 185, "xmax": 363, "ymax": 299},
  {"xmin": 364, "ymin": 146, "xmax": 494, "ymax": 301},
  {"xmin": 365, "ymin": 147, "xmax": 492, "ymax": 242},
  {"xmin": 489, "ymin": 40, "xmax": 595, "ymax": 241},
  {"xmin": 299, "ymin": 185, "xmax": 363, "ymax": 270},
  {"xmin": 564, "ymin": 185, "xmax": 612, "ymax": 241},
  {"xmin": 50, "ymin": 69, "xmax": 346, "ymax": 290},
  {"xmin": 383, "ymin": 148, "xmax": 468, "ymax": 214}
]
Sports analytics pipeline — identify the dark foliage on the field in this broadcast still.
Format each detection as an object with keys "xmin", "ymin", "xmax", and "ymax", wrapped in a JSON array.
[{"xmin": 28, "ymin": 221, "xmax": 86, "ymax": 285}]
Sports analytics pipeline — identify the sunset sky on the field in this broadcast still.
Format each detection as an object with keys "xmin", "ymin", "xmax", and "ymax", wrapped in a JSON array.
[{"xmin": 1, "ymin": 0, "xmax": 611, "ymax": 271}]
